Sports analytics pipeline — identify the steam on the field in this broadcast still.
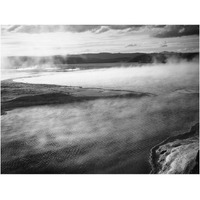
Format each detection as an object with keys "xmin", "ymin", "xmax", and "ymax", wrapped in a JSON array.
[
  {"xmin": 14, "ymin": 60, "xmax": 199, "ymax": 95},
  {"xmin": 1, "ymin": 90, "xmax": 198, "ymax": 173},
  {"xmin": 1, "ymin": 59, "xmax": 199, "ymax": 173},
  {"xmin": 1, "ymin": 55, "xmax": 57, "ymax": 70}
]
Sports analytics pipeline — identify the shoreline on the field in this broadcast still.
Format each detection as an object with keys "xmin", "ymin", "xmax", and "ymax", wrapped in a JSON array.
[{"xmin": 1, "ymin": 79, "xmax": 154, "ymax": 115}]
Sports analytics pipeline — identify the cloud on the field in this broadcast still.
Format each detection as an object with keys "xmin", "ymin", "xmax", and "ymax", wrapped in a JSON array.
[
  {"xmin": 1, "ymin": 25, "xmax": 144, "ymax": 34},
  {"xmin": 65, "ymin": 25, "xmax": 100, "ymax": 33},
  {"xmin": 153, "ymin": 25, "xmax": 199, "ymax": 38},
  {"xmin": 2, "ymin": 25, "xmax": 199, "ymax": 38},
  {"xmin": 109, "ymin": 25, "xmax": 143, "ymax": 31},
  {"xmin": 126, "ymin": 43, "xmax": 137, "ymax": 48},
  {"xmin": 1, "ymin": 25, "xmax": 100, "ymax": 33},
  {"xmin": 94, "ymin": 26, "xmax": 110, "ymax": 34},
  {"xmin": 160, "ymin": 41, "xmax": 168, "ymax": 48}
]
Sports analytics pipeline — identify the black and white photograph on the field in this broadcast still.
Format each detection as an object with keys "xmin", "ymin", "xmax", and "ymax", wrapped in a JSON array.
[
  {"xmin": 0, "ymin": 1, "xmax": 200, "ymax": 199},
  {"xmin": 1, "ymin": 24, "xmax": 199, "ymax": 174}
]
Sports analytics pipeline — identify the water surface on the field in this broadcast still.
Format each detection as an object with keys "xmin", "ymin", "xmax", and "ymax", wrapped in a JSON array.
[{"xmin": 1, "ymin": 61, "xmax": 199, "ymax": 173}]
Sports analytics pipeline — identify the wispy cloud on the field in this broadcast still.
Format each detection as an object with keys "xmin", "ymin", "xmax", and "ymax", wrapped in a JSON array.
[
  {"xmin": 160, "ymin": 41, "xmax": 168, "ymax": 48},
  {"xmin": 2, "ymin": 25, "xmax": 199, "ymax": 38},
  {"xmin": 1, "ymin": 25, "xmax": 199, "ymax": 56},
  {"xmin": 152, "ymin": 25, "xmax": 199, "ymax": 38},
  {"xmin": 95, "ymin": 26, "xmax": 110, "ymax": 34},
  {"xmin": 2, "ymin": 25, "xmax": 143, "ymax": 34},
  {"xmin": 126, "ymin": 43, "xmax": 138, "ymax": 48}
]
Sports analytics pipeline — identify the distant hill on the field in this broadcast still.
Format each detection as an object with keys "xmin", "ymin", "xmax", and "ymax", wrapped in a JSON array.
[{"xmin": 3, "ymin": 52, "xmax": 199, "ymax": 68}]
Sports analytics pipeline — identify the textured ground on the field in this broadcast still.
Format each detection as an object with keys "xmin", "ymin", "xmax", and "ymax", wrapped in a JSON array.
[
  {"xmin": 150, "ymin": 123, "xmax": 199, "ymax": 174},
  {"xmin": 1, "ymin": 79, "xmax": 152, "ymax": 115}
]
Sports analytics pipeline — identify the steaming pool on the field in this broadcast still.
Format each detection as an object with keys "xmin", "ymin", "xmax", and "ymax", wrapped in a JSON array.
[
  {"xmin": 1, "ymin": 62, "xmax": 199, "ymax": 173},
  {"xmin": 14, "ymin": 62, "xmax": 199, "ymax": 94}
]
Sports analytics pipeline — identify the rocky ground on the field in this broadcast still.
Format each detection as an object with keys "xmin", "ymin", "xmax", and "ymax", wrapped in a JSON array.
[{"xmin": 150, "ymin": 123, "xmax": 199, "ymax": 174}]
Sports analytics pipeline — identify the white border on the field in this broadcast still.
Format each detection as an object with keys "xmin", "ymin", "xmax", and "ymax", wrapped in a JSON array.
[
  {"xmin": 0, "ymin": 0, "xmax": 200, "ymax": 24},
  {"xmin": 0, "ymin": 0, "xmax": 199, "ymax": 200}
]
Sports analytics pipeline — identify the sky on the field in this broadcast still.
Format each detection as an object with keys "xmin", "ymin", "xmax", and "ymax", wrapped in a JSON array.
[{"xmin": 1, "ymin": 25, "xmax": 199, "ymax": 56}]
